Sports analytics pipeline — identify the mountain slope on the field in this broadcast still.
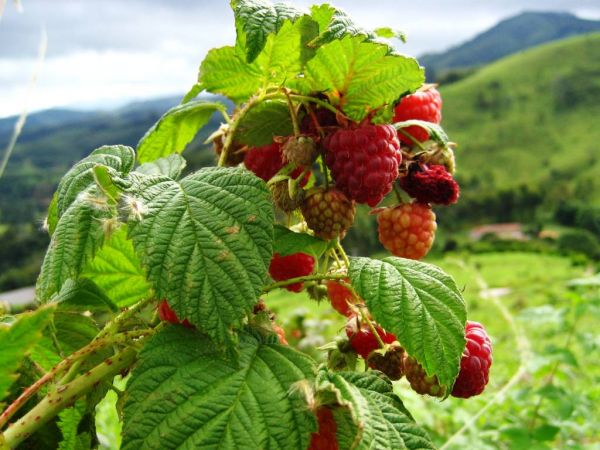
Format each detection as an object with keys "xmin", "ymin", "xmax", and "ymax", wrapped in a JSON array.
[
  {"xmin": 439, "ymin": 33, "xmax": 600, "ymax": 223},
  {"xmin": 420, "ymin": 12, "xmax": 600, "ymax": 79}
]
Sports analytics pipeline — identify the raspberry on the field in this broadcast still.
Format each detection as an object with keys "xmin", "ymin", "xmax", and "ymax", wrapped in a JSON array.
[
  {"xmin": 345, "ymin": 318, "xmax": 396, "ymax": 360},
  {"xmin": 308, "ymin": 407, "xmax": 339, "ymax": 450},
  {"xmin": 403, "ymin": 355, "xmax": 446, "ymax": 397},
  {"xmin": 213, "ymin": 136, "xmax": 246, "ymax": 167},
  {"xmin": 157, "ymin": 300, "xmax": 193, "ymax": 328},
  {"xmin": 451, "ymin": 321, "xmax": 493, "ymax": 398},
  {"xmin": 282, "ymin": 135, "xmax": 317, "ymax": 166},
  {"xmin": 326, "ymin": 279, "xmax": 356, "ymax": 317},
  {"xmin": 325, "ymin": 124, "xmax": 402, "ymax": 207},
  {"xmin": 300, "ymin": 105, "xmax": 338, "ymax": 137},
  {"xmin": 376, "ymin": 202, "xmax": 437, "ymax": 260},
  {"xmin": 400, "ymin": 165, "xmax": 459, "ymax": 205},
  {"xmin": 268, "ymin": 252, "xmax": 315, "ymax": 292},
  {"xmin": 367, "ymin": 342, "xmax": 405, "ymax": 381},
  {"xmin": 393, "ymin": 86, "xmax": 442, "ymax": 145},
  {"xmin": 244, "ymin": 143, "xmax": 284, "ymax": 181},
  {"xmin": 270, "ymin": 168, "xmax": 310, "ymax": 212},
  {"xmin": 272, "ymin": 323, "xmax": 289, "ymax": 345},
  {"xmin": 301, "ymin": 188, "xmax": 356, "ymax": 241}
]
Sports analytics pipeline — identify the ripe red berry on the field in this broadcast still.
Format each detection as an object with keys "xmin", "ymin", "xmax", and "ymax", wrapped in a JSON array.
[
  {"xmin": 308, "ymin": 407, "xmax": 339, "ymax": 450},
  {"xmin": 376, "ymin": 202, "xmax": 437, "ymax": 260},
  {"xmin": 325, "ymin": 124, "xmax": 402, "ymax": 207},
  {"xmin": 393, "ymin": 86, "xmax": 442, "ymax": 145},
  {"xmin": 326, "ymin": 279, "xmax": 357, "ymax": 317},
  {"xmin": 403, "ymin": 355, "xmax": 446, "ymax": 397},
  {"xmin": 244, "ymin": 143, "xmax": 285, "ymax": 181},
  {"xmin": 400, "ymin": 165, "xmax": 459, "ymax": 205},
  {"xmin": 345, "ymin": 318, "xmax": 396, "ymax": 360},
  {"xmin": 268, "ymin": 252, "xmax": 315, "ymax": 292},
  {"xmin": 157, "ymin": 300, "xmax": 193, "ymax": 328},
  {"xmin": 301, "ymin": 188, "xmax": 356, "ymax": 241},
  {"xmin": 451, "ymin": 321, "xmax": 493, "ymax": 398}
]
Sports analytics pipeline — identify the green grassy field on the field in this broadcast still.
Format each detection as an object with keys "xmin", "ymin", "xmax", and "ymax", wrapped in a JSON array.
[{"xmin": 265, "ymin": 252, "xmax": 600, "ymax": 449}]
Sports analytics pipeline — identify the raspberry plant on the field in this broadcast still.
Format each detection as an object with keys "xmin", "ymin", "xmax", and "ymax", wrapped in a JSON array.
[{"xmin": 0, "ymin": 1, "xmax": 492, "ymax": 448}]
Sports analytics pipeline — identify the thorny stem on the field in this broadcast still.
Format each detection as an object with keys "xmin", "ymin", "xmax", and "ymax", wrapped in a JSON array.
[
  {"xmin": 2, "ymin": 346, "xmax": 139, "ymax": 449},
  {"xmin": 283, "ymin": 90, "xmax": 301, "ymax": 136},
  {"xmin": 262, "ymin": 273, "xmax": 347, "ymax": 294},
  {"xmin": 95, "ymin": 296, "xmax": 155, "ymax": 341}
]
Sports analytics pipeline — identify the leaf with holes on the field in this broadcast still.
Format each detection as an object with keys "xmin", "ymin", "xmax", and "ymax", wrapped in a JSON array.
[
  {"xmin": 349, "ymin": 256, "xmax": 466, "ymax": 390},
  {"xmin": 126, "ymin": 167, "xmax": 273, "ymax": 344},
  {"xmin": 121, "ymin": 326, "xmax": 316, "ymax": 450}
]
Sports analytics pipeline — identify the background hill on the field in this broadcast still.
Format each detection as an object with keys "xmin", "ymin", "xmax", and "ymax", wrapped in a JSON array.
[{"xmin": 420, "ymin": 12, "xmax": 600, "ymax": 80}]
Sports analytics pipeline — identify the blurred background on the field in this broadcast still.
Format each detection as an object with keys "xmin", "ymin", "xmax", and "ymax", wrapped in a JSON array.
[{"xmin": 1, "ymin": 1, "xmax": 599, "ymax": 448}]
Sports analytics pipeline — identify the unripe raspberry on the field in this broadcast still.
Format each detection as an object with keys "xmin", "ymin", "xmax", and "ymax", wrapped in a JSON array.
[
  {"xmin": 451, "ymin": 321, "xmax": 493, "ymax": 398},
  {"xmin": 244, "ymin": 143, "xmax": 284, "ymax": 181},
  {"xmin": 308, "ymin": 407, "xmax": 339, "ymax": 450},
  {"xmin": 345, "ymin": 318, "xmax": 396, "ymax": 360},
  {"xmin": 282, "ymin": 135, "xmax": 317, "ymax": 166},
  {"xmin": 157, "ymin": 300, "xmax": 193, "ymax": 328},
  {"xmin": 400, "ymin": 165, "xmax": 460, "ymax": 205},
  {"xmin": 268, "ymin": 252, "xmax": 315, "ymax": 292},
  {"xmin": 301, "ymin": 188, "xmax": 356, "ymax": 241},
  {"xmin": 403, "ymin": 355, "xmax": 446, "ymax": 397},
  {"xmin": 367, "ymin": 342, "xmax": 405, "ymax": 381},
  {"xmin": 376, "ymin": 202, "xmax": 437, "ymax": 260},
  {"xmin": 393, "ymin": 86, "xmax": 442, "ymax": 145},
  {"xmin": 270, "ymin": 168, "xmax": 310, "ymax": 212},
  {"xmin": 325, "ymin": 124, "xmax": 402, "ymax": 207}
]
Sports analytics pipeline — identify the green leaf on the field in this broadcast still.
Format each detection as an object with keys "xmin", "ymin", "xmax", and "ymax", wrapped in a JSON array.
[
  {"xmin": 122, "ymin": 327, "xmax": 316, "ymax": 450},
  {"xmin": 52, "ymin": 278, "xmax": 117, "ymax": 314},
  {"xmin": 37, "ymin": 190, "xmax": 113, "ymax": 302},
  {"xmin": 235, "ymin": 100, "xmax": 293, "ymax": 146},
  {"xmin": 0, "ymin": 305, "xmax": 55, "ymax": 400},
  {"xmin": 297, "ymin": 36, "xmax": 424, "ymax": 122},
  {"xmin": 316, "ymin": 370, "xmax": 435, "ymax": 449},
  {"xmin": 273, "ymin": 225, "xmax": 328, "ymax": 259},
  {"xmin": 349, "ymin": 256, "xmax": 466, "ymax": 390},
  {"xmin": 394, "ymin": 120, "xmax": 449, "ymax": 145},
  {"xmin": 83, "ymin": 227, "xmax": 152, "ymax": 307},
  {"xmin": 135, "ymin": 154, "xmax": 187, "ymax": 180},
  {"xmin": 137, "ymin": 101, "xmax": 225, "ymax": 164},
  {"xmin": 181, "ymin": 82, "xmax": 204, "ymax": 104},
  {"xmin": 127, "ymin": 167, "xmax": 274, "ymax": 344},
  {"xmin": 57, "ymin": 400, "xmax": 86, "ymax": 450},
  {"xmin": 309, "ymin": 4, "xmax": 375, "ymax": 47},
  {"xmin": 231, "ymin": 0, "xmax": 305, "ymax": 63},
  {"xmin": 55, "ymin": 145, "xmax": 135, "ymax": 217},
  {"xmin": 200, "ymin": 18, "xmax": 315, "ymax": 104},
  {"xmin": 374, "ymin": 27, "xmax": 407, "ymax": 43},
  {"xmin": 47, "ymin": 192, "xmax": 59, "ymax": 236}
]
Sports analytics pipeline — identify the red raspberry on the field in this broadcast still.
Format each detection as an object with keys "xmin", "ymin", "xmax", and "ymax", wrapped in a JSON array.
[
  {"xmin": 345, "ymin": 318, "xmax": 396, "ymax": 360},
  {"xmin": 326, "ymin": 279, "xmax": 357, "ymax": 317},
  {"xmin": 157, "ymin": 300, "xmax": 193, "ymax": 328},
  {"xmin": 272, "ymin": 323, "xmax": 289, "ymax": 345},
  {"xmin": 244, "ymin": 143, "xmax": 284, "ymax": 181},
  {"xmin": 393, "ymin": 86, "xmax": 442, "ymax": 145},
  {"xmin": 376, "ymin": 202, "xmax": 437, "ymax": 260},
  {"xmin": 301, "ymin": 188, "xmax": 356, "ymax": 241},
  {"xmin": 451, "ymin": 321, "xmax": 493, "ymax": 398},
  {"xmin": 268, "ymin": 252, "xmax": 315, "ymax": 292},
  {"xmin": 400, "ymin": 165, "xmax": 459, "ymax": 205},
  {"xmin": 300, "ymin": 106, "xmax": 338, "ymax": 136},
  {"xmin": 403, "ymin": 355, "xmax": 446, "ymax": 397},
  {"xmin": 325, "ymin": 124, "xmax": 402, "ymax": 207},
  {"xmin": 308, "ymin": 407, "xmax": 339, "ymax": 450},
  {"xmin": 367, "ymin": 342, "xmax": 405, "ymax": 380}
]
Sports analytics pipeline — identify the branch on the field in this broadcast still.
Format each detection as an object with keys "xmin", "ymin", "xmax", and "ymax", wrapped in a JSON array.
[{"xmin": 262, "ymin": 273, "xmax": 346, "ymax": 294}]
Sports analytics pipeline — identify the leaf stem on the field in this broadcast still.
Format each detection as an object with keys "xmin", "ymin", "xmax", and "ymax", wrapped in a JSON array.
[
  {"xmin": 335, "ymin": 241, "xmax": 351, "ymax": 268},
  {"xmin": 283, "ymin": 89, "xmax": 301, "ymax": 136},
  {"xmin": 262, "ymin": 273, "xmax": 346, "ymax": 294}
]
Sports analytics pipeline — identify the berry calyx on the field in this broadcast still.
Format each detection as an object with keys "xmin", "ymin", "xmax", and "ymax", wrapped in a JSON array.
[
  {"xmin": 345, "ymin": 318, "xmax": 396, "ymax": 360},
  {"xmin": 325, "ymin": 124, "xmax": 402, "ymax": 207},
  {"xmin": 157, "ymin": 300, "xmax": 193, "ymax": 328},
  {"xmin": 400, "ymin": 164, "xmax": 459, "ymax": 205},
  {"xmin": 326, "ymin": 279, "xmax": 357, "ymax": 317},
  {"xmin": 301, "ymin": 188, "xmax": 356, "ymax": 241},
  {"xmin": 282, "ymin": 135, "xmax": 317, "ymax": 166},
  {"xmin": 308, "ymin": 407, "xmax": 339, "ymax": 450},
  {"xmin": 393, "ymin": 85, "xmax": 442, "ymax": 145},
  {"xmin": 244, "ymin": 143, "xmax": 285, "ymax": 181},
  {"xmin": 403, "ymin": 355, "xmax": 446, "ymax": 397},
  {"xmin": 367, "ymin": 342, "xmax": 405, "ymax": 381},
  {"xmin": 268, "ymin": 252, "xmax": 316, "ymax": 292},
  {"xmin": 376, "ymin": 202, "xmax": 437, "ymax": 260},
  {"xmin": 451, "ymin": 321, "xmax": 493, "ymax": 398}
]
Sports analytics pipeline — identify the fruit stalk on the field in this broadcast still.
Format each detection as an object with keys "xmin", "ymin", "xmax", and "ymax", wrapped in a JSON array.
[{"xmin": 262, "ymin": 273, "xmax": 347, "ymax": 293}]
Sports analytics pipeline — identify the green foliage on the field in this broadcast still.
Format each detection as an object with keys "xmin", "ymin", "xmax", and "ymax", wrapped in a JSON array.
[
  {"xmin": 0, "ymin": 305, "xmax": 55, "ymax": 400},
  {"xmin": 349, "ymin": 256, "xmax": 466, "ymax": 389},
  {"xmin": 235, "ymin": 100, "xmax": 293, "ymax": 146},
  {"xmin": 122, "ymin": 326, "xmax": 316, "ymax": 450},
  {"xmin": 135, "ymin": 154, "xmax": 187, "ymax": 179},
  {"xmin": 273, "ymin": 225, "xmax": 328, "ymax": 259},
  {"xmin": 557, "ymin": 229, "xmax": 600, "ymax": 259},
  {"xmin": 127, "ymin": 167, "xmax": 274, "ymax": 344}
]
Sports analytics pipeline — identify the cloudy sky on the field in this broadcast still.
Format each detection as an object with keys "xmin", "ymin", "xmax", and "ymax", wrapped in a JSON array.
[{"xmin": 1, "ymin": 0, "xmax": 599, "ymax": 118}]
